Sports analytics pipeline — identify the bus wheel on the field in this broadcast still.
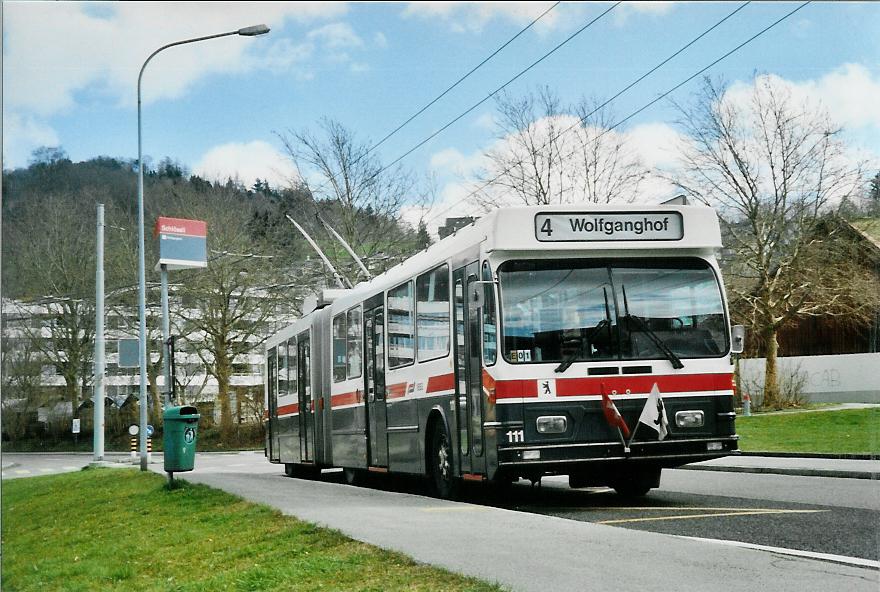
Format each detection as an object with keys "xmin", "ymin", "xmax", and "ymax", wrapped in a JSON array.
[
  {"xmin": 430, "ymin": 424, "xmax": 459, "ymax": 499},
  {"xmin": 611, "ymin": 467, "xmax": 660, "ymax": 497},
  {"xmin": 343, "ymin": 467, "xmax": 365, "ymax": 486}
]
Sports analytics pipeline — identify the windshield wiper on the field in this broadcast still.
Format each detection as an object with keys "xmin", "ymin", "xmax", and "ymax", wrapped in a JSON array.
[
  {"xmin": 555, "ymin": 287, "xmax": 613, "ymax": 373},
  {"xmin": 621, "ymin": 285, "xmax": 684, "ymax": 370}
]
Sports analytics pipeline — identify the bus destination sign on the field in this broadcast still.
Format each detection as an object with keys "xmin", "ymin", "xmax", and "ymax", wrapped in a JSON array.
[{"xmin": 535, "ymin": 211, "xmax": 684, "ymax": 242}]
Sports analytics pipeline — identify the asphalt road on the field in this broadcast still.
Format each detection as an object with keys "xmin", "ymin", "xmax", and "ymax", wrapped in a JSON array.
[{"xmin": 4, "ymin": 452, "xmax": 878, "ymax": 591}]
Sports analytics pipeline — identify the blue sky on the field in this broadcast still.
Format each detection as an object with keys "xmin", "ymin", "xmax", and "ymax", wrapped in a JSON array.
[{"xmin": 4, "ymin": 2, "xmax": 880, "ymax": 225}]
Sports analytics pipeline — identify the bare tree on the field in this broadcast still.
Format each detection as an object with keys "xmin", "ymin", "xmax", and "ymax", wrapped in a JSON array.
[
  {"xmin": 671, "ymin": 76, "xmax": 876, "ymax": 407},
  {"xmin": 169, "ymin": 184, "xmax": 283, "ymax": 438},
  {"xmin": 4, "ymin": 192, "xmax": 97, "ymax": 413},
  {"xmin": 475, "ymin": 87, "xmax": 647, "ymax": 208},
  {"xmin": 278, "ymin": 118, "xmax": 426, "ymax": 281}
]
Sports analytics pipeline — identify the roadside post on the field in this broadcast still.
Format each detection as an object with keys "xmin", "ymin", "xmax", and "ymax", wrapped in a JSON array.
[
  {"xmin": 154, "ymin": 216, "xmax": 207, "ymax": 409},
  {"xmin": 129, "ymin": 424, "xmax": 139, "ymax": 459},
  {"xmin": 72, "ymin": 418, "xmax": 80, "ymax": 446}
]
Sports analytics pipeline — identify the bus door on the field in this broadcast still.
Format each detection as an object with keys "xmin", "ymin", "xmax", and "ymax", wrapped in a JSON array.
[
  {"xmin": 267, "ymin": 347, "xmax": 280, "ymax": 462},
  {"xmin": 365, "ymin": 306, "xmax": 388, "ymax": 467},
  {"xmin": 453, "ymin": 262, "xmax": 485, "ymax": 475},
  {"xmin": 297, "ymin": 333, "xmax": 314, "ymax": 463}
]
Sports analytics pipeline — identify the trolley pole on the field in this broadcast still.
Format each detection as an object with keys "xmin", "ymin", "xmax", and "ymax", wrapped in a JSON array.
[{"xmin": 93, "ymin": 203, "xmax": 105, "ymax": 462}]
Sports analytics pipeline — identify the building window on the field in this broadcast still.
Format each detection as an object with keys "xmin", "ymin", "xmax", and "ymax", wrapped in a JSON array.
[{"xmin": 416, "ymin": 264, "xmax": 450, "ymax": 362}]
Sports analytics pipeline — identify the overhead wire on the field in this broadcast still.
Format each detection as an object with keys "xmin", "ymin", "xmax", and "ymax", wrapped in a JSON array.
[
  {"xmin": 299, "ymin": 2, "xmax": 560, "ymax": 198},
  {"xmin": 369, "ymin": 2, "xmax": 622, "ymax": 181},
  {"xmin": 424, "ymin": 1, "xmax": 811, "ymax": 226}
]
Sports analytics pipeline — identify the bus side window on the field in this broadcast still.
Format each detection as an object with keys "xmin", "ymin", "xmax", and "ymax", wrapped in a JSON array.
[
  {"xmin": 416, "ymin": 264, "xmax": 450, "ymax": 362},
  {"xmin": 287, "ymin": 337, "xmax": 297, "ymax": 396},
  {"xmin": 332, "ymin": 313, "xmax": 347, "ymax": 382},
  {"xmin": 482, "ymin": 261, "xmax": 497, "ymax": 365},
  {"xmin": 347, "ymin": 307, "xmax": 362, "ymax": 379},
  {"xmin": 388, "ymin": 280, "xmax": 415, "ymax": 368}
]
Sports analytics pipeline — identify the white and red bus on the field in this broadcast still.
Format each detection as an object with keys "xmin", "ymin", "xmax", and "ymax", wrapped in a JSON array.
[{"xmin": 264, "ymin": 204, "xmax": 739, "ymax": 497}]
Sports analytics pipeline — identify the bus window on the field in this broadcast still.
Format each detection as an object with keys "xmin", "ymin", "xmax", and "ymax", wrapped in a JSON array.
[
  {"xmin": 498, "ymin": 260, "xmax": 615, "ymax": 363},
  {"xmin": 416, "ymin": 264, "xmax": 450, "ymax": 362},
  {"xmin": 482, "ymin": 261, "xmax": 497, "ymax": 366},
  {"xmin": 277, "ymin": 341, "xmax": 288, "ymax": 398},
  {"xmin": 347, "ymin": 306, "xmax": 363, "ymax": 379},
  {"xmin": 332, "ymin": 313, "xmax": 347, "ymax": 382},
  {"xmin": 287, "ymin": 337, "xmax": 297, "ymax": 396},
  {"xmin": 388, "ymin": 280, "xmax": 415, "ymax": 368}
]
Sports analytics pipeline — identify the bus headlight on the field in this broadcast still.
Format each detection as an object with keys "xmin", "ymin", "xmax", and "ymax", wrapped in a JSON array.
[
  {"xmin": 675, "ymin": 410, "xmax": 705, "ymax": 428},
  {"xmin": 536, "ymin": 416, "xmax": 567, "ymax": 434}
]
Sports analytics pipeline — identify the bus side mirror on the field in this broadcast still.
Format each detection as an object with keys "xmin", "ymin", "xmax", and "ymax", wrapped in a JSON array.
[{"xmin": 730, "ymin": 325, "xmax": 746, "ymax": 354}]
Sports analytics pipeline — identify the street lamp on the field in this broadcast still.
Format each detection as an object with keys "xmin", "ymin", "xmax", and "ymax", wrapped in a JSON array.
[{"xmin": 136, "ymin": 24, "xmax": 270, "ymax": 471}]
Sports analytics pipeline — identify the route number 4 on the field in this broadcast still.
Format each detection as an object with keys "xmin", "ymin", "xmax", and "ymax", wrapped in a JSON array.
[
  {"xmin": 540, "ymin": 219, "xmax": 553, "ymax": 236},
  {"xmin": 506, "ymin": 429, "xmax": 524, "ymax": 443}
]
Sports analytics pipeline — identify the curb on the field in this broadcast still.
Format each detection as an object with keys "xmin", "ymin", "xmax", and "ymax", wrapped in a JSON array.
[
  {"xmin": 741, "ymin": 451, "xmax": 878, "ymax": 460},
  {"xmin": 679, "ymin": 464, "xmax": 879, "ymax": 480}
]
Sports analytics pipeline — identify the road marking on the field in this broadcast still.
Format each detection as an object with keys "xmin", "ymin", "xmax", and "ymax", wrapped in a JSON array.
[
  {"xmin": 420, "ymin": 506, "xmax": 486, "ymax": 513},
  {"xmin": 14, "ymin": 470, "xmax": 31, "ymax": 475},
  {"xmin": 597, "ymin": 509, "xmax": 828, "ymax": 525},
  {"xmin": 677, "ymin": 536, "xmax": 880, "ymax": 570}
]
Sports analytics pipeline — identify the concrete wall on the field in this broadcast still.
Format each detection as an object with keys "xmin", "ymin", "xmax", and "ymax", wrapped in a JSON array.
[{"xmin": 738, "ymin": 353, "xmax": 880, "ymax": 404}]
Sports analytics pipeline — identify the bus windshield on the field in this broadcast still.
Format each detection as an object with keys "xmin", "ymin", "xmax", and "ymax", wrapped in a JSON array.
[{"xmin": 498, "ymin": 259, "xmax": 728, "ymax": 365}]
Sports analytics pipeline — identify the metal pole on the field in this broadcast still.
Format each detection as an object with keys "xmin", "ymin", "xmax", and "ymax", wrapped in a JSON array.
[
  {"xmin": 315, "ymin": 213, "xmax": 372, "ymax": 280},
  {"xmin": 135, "ymin": 26, "xmax": 269, "ymax": 471},
  {"xmin": 160, "ymin": 264, "xmax": 171, "ymax": 408},
  {"xmin": 285, "ymin": 215, "xmax": 351, "ymax": 288},
  {"xmin": 94, "ymin": 203, "xmax": 105, "ymax": 462}
]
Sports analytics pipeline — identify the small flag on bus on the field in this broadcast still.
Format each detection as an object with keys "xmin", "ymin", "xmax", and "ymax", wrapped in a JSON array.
[
  {"xmin": 601, "ymin": 387, "xmax": 630, "ymax": 439},
  {"xmin": 638, "ymin": 383, "xmax": 669, "ymax": 440}
]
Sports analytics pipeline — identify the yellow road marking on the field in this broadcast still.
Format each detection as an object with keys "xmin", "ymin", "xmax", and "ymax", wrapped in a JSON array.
[{"xmin": 598, "ymin": 509, "xmax": 828, "ymax": 525}]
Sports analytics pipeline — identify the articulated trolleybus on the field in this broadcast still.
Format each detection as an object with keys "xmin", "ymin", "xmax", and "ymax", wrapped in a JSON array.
[{"xmin": 264, "ymin": 204, "xmax": 739, "ymax": 497}]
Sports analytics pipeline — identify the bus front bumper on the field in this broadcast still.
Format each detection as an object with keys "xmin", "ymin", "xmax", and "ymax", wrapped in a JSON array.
[{"xmin": 497, "ymin": 435, "xmax": 739, "ymax": 471}]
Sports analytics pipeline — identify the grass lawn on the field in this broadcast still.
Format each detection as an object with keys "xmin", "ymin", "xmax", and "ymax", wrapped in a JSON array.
[
  {"xmin": 2, "ymin": 469, "xmax": 503, "ymax": 592},
  {"xmin": 736, "ymin": 407, "xmax": 880, "ymax": 455}
]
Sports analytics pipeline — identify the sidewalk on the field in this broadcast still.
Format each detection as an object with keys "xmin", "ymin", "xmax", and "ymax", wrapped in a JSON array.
[{"xmin": 683, "ymin": 454, "xmax": 880, "ymax": 480}]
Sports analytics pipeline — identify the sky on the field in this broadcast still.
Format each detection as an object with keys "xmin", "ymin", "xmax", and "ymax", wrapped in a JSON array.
[{"xmin": 4, "ymin": 1, "xmax": 880, "ymax": 230}]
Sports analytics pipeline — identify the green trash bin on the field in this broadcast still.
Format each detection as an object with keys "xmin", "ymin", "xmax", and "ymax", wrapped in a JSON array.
[{"xmin": 163, "ymin": 405, "xmax": 200, "ymax": 472}]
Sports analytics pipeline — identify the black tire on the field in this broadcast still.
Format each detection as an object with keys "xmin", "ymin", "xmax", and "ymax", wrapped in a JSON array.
[
  {"xmin": 568, "ymin": 472, "xmax": 590, "ymax": 489},
  {"xmin": 611, "ymin": 466, "xmax": 661, "ymax": 497},
  {"xmin": 430, "ymin": 423, "xmax": 459, "ymax": 499},
  {"xmin": 343, "ymin": 467, "xmax": 365, "ymax": 486},
  {"xmin": 286, "ymin": 463, "xmax": 320, "ymax": 479}
]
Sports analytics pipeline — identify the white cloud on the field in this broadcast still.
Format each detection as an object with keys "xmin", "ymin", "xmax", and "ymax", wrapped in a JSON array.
[
  {"xmin": 192, "ymin": 140, "xmax": 300, "ymax": 189},
  {"xmin": 373, "ymin": 31, "xmax": 389, "ymax": 49},
  {"xmin": 2, "ymin": 112, "xmax": 61, "ymax": 169},
  {"xmin": 403, "ymin": 2, "xmax": 572, "ymax": 34},
  {"xmin": 307, "ymin": 22, "xmax": 364, "ymax": 50},
  {"xmin": 3, "ymin": 2, "xmax": 348, "ymax": 115},
  {"xmin": 612, "ymin": 2, "xmax": 675, "ymax": 27}
]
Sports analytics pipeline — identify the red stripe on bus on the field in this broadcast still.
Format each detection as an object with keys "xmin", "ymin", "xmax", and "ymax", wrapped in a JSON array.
[
  {"xmin": 387, "ymin": 382, "xmax": 408, "ymax": 399},
  {"xmin": 331, "ymin": 390, "xmax": 361, "ymax": 408},
  {"xmin": 427, "ymin": 373, "xmax": 455, "ymax": 393},
  {"xmin": 276, "ymin": 403, "xmax": 299, "ymax": 415},
  {"xmin": 494, "ymin": 373, "xmax": 733, "ymax": 400}
]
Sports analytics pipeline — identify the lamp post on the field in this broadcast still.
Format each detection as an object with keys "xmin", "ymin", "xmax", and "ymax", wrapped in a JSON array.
[{"xmin": 136, "ymin": 24, "xmax": 269, "ymax": 471}]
